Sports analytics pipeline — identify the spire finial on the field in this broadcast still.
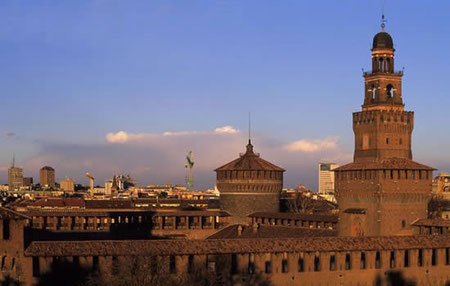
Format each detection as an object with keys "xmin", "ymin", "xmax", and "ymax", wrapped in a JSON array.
[{"xmin": 381, "ymin": 14, "xmax": 387, "ymax": 31}]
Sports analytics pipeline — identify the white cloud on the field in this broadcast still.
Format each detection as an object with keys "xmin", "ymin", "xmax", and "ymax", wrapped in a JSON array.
[
  {"xmin": 106, "ymin": 131, "xmax": 129, "ymax": 143},
  {"xmin": 106, "ymin": 126, "xmax": 239, "ymax": 144},
  {"xmin": 285, "ymin": 137, "xmax": 339, "ymax": 152},
  {"xmin": 214, "ymin": 126, "xmax": 239, "ymax": 134}
]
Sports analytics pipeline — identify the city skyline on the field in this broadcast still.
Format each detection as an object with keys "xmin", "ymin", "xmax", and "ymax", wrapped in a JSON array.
[{"xmin": 1, "ymin": 1, "xmax": 449, "ymax": 189}]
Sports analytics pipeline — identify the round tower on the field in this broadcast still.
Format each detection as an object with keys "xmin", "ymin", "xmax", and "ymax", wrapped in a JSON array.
[{"xmin": 215, "ymin": 140, "xmax": 284, "ymax": 224}]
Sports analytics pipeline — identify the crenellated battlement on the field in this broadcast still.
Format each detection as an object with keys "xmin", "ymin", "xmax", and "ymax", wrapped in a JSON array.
[{"xmin": 353, "ymin": 110, "xmax": 413, "ymax": 126}]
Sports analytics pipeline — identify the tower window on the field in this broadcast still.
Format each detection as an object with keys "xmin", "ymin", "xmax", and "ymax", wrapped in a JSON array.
[
  {"xmin": 375, "ymin": 251, "xmax": 381, "ymax": 269},
  {"xmin": 345, "ymin": 253, "xmax": 352, "ymax": 270},
  {"xmin": 298, "ymin": 257, "xmax": 304, "ymax": 272},
  {"xmin": 386, "ymin": 137, "xmax": 390, "ymax": 144},
  {"xmin": 314, "ymin": 256, "xmax": 320, "ymax": 272},
  {"xmin": 386, "ymin": 84, "xmax": 394, "ymax": 98},
  {"xmin": 329, "ymin": 255, "xmax": 336, "ymax": 271},
  {"xmin": 432, "ymin": 249, "xmax": 437, "ymax": 266},
  {"xmin": 360, "ymin": 252, "xmax": 366, "ymax": 269},
  {"xmin": 399, "ymin": 138, "xmax": 403, "ymax": 145},
  {"xmin": 404, "ymin": 250, "xmax": 410, "ymax": 267}
]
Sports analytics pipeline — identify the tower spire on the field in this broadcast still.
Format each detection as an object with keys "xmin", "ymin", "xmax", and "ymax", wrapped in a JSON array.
[{"xmin": 11, "ymin": 153, "xmax": 15, "ymax": 167}]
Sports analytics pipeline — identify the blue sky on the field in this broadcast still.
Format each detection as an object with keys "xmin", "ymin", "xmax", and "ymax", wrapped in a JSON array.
[{"xmin": 1, "ymin": 1, "xmax": 449, "ymax": 189}]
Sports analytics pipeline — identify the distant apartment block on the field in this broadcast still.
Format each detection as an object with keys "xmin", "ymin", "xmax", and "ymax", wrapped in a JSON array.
[
  {"xmin": 318, "ymin": 163, "xmax": 339, "ymax": 195},
  {"xmin": 432, "ymin": 172, "xmax": 450, "ymax": 200},
  {"xmin": 60, "ymin": 177, "xmax": 75, "ymax": 192},
  {"xmin": 40, "ymin": 166, "xmax": 55, "ymax": 188},
  {"xmin": 23, "ymin": 177, "xmax": 34, "ymax": 187},
  {"xmin": 8, "ymin": 166, "xmax": 23, "ymax": 191}
]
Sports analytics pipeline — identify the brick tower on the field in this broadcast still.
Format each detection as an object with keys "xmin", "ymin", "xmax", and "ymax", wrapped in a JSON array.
[
  {"xmin": 215, "ymin": 140, "xmax": 284, "ymax": 225},
  {"xmin": 334, "ymin": 23, "xmax": 434, "ymax": 237}
]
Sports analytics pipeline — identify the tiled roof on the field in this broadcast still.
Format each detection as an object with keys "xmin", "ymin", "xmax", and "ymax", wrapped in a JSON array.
[
  {"xmin": 215, "ymin": 142, "xmax": 284, "ymax": 172},
  {"xmin": 411, "ymin": 219, "xmax": 450, "ymax": 227},
  {"xmin": 21, "ymin": 209, "xmax": 229, "ymax": 218},
  {"xmin": 0, "ymin": 207, "xmax": 31, "ymax": 220},
  {"xmin": 29, "ymin": 198, "xmax": 85, "ymax": 208},
  {"xmin": 24, "ymin": 236, "xmax": 450, "ymax": 257},
  {"xmin": 248, "ymin": 212, "xmax": 338, "ymax": 223},
  {"xmin": 207, "ymin": 224, "xmax": 336, "ymax": 239},
  {"xmin": 85, "ymin": 200, "xmax": 133, "ymax": 209},
  {"xmin": 334, "ymin": 158, "xmax": 434, "ymax": 171}
]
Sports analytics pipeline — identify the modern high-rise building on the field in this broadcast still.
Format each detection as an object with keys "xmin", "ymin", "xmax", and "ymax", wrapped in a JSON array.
[
  {"xmin": 60, "ymin": 177, "xmax": 75, "ymax": 192},
  {"xmin": 8, "ymin": 166, "xmax": 23, "ymax": 191},
  {"xmin": 334, "ymin": 24, "xmax": 434, "ymax": 237},
  {"xmin": 318, "ymin": 163, "xmax": 339, "ymax": 195},
  {"xmin": 40, "ymin": 166, "xmax": 56, "ymax": 189}
]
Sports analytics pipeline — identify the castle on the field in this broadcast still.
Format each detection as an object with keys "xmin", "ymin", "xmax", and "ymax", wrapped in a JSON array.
[{"xmin": 0, "ymin": 21, "xmax": 449, "ymax": 286}]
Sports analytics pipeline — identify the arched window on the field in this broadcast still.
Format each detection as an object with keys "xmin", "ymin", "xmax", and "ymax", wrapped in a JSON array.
[
  {"xmin": 386, "ymin": 84, "xmax": 394, "ymax": 99},
  {"xmin": 379, "ymin": 58, "xmax": 384, "ymax": 72},
  {"xmin": 371, "ymin": 85, "xmax": 376, "ymax": 100},
  {"xmin": 386, "ymin": 58, "xmax": 391, "ymax": 72}
]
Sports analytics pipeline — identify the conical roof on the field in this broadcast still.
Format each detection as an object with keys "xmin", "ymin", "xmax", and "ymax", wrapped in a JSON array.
[{"xmin": 215, "ymin": 141, "xmax": 285, "ymax": 172}]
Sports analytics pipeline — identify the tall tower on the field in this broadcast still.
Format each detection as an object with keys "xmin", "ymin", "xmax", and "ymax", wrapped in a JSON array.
[
  {"xmin": 215, "ymin": 140, "xmax": 284, "ymax": 224},
  {"xmin": 40, "ymin": 166, "xmax": 56, "ymax": 189},
  {"xmin": 335, "ymin": 21, "xmax": 434, "ymax": 237}
]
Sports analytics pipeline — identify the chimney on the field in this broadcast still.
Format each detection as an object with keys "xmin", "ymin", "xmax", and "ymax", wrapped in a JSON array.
[{"xmin": 237, "ymin": 225, "xmax": 243, "ymax": 236}]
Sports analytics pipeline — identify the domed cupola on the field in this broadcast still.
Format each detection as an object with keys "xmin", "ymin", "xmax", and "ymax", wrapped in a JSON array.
[{"xmin": 372, "ymin": 31, "xmax": 394, "ymax": 50}]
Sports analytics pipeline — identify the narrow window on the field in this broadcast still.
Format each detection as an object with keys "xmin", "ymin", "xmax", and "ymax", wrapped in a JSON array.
[
  {"xmin": 389, "ymin": 251, "xmax": 395, "ymax": 268},
  {"xmin": 375, "ymin": 252, "xmax": 381, "ymax": 269},
  {"xmin": 298, "ymin": 258, "xmax": 304, "ymax": 272},
  {"xmin": 112, "ymin": 256, "xmax": 119, "ymax": 274},
  {"xmin": 169, "ymin": 255, "xmax": 176, "ymax": 274},
  {"xmin": 282, "ymin": 259, "xmax": 289, "ymax": 273},
  {"xmin": 399, "ymin": 138, "xmax": 403, "ymax": 145},
  {"xmin": 404, "ymin": 250, "xmax": 410, "ymax": 267},
  {"xmin": 402, "ymin": 220, "xmax": 406, "ymax": 228},
  {"xmin": 2, "ymin": 219, "xmax": 10, "ymax": 240},
  {"xmin": 386, "ymin": 137, "xmax": 390, "ymax": 144},
  {"xmin": 345, "ymin": 253, "xmax": 351, "ymax": 270},
  {"xmin": 418, "ymin": 249, "xmax": 423, "ymax": 267},
  {"xmin": 248, "ymin": 258, "xmax": 255, "ymax": 274},
  {"xmin": 432, "ymin": 249, "xmax": 437, "ymax": 266},
  {"xmin": 231, "ymin": 254, "xmax": 238, "ymax": 274},
  {"xmin": 32, "ymin": 257, "xmax": 40, "ymax": 277},
  {"xmin": 390, "ymin": 170, "xmax": 394, "ymax": 179},
  {"xmin": 188, "ymin": 255, "xmax": 194, "ymax": 273},
  {"xmin": 360, "ymin": 252, "xmax": 366, "ymax": 269},
  {"xmin": 93, "ymin": 256, "xmax": 99, "ymax": 271},
  {"xmin": 314, "ymin": 256, "xmax": 320, "ymax": 272},
  {"xmin": 265, "ymin": 261, "xmax": 272, "ymax": 274},
  {"xmin": 329, "ymin": 255, "xmax": 336, "ymax": 271}
]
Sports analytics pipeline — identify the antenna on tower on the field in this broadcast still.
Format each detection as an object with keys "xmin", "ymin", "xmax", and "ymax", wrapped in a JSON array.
[
  {"xmin": 11, "ymin": 153, "xmax": 15, "ymax": 167},
  {"xmin": 248, "ymin": 112, "xmax": 252, "ymax": 144}
]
